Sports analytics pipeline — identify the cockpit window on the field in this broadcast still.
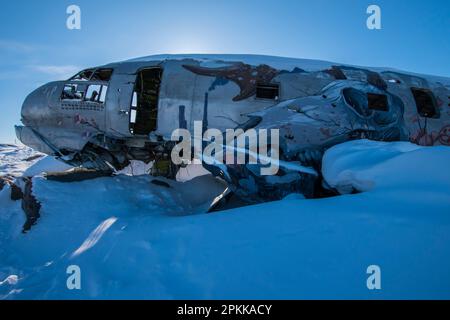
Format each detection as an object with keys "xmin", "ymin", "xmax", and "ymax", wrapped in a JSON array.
[
  {"xmin": 70, "ymin": 69, "xmax": 94, "ymax": 81},
  {"xmin": 69, "ymin": 68, "xmax": 113, "ymax": 82},
  {"xmin": 84, "ymin": 84, "xmax": 108, "ymax": 103},
  {"xmin": 91, "ymin": 69, "xmax": 113, "ymax": 82},
  {"xmin": 61, "ymin": 84, "xmax": 85, "ymax": 100}
]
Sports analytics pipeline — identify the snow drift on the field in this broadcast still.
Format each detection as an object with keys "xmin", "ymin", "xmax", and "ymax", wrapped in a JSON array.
[{"xmin": 0, "ymin": 140, "xmax": 449, "ymax": 299}]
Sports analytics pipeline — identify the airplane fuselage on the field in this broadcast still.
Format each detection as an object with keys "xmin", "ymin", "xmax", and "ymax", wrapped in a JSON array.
[{"xmin": 16, "ymin": 54, "xmax": 450, "ymax": 188}]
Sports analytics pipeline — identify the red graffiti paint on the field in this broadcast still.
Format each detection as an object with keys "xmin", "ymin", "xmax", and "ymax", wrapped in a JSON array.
[
  {"xmin": 411, "ymin": 125, "xmax": 450, "ymax": 146},
  {"xmin": 438, "ymin": 125, "xmax": 450, "ymax": 146}
]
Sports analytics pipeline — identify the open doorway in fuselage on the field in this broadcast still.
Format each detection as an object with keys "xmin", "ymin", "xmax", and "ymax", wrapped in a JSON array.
[{"xmin": 129, "ymin": 67, "xmax": 163, "ymax": 135}]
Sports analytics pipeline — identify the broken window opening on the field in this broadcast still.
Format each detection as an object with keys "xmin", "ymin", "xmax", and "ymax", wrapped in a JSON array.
[
  {"xmin": 343, "ymin": 88, "xmax": 390, "ymax": 116},
  {"xmin": 129, "ymin": 68, "xmax": 163, "ymax": 135},
  {"xmin": 256, "ymin": 83, "xmax": 279, "ymax": 100},
  {"xmin": 70, "ymin": 69, "xmax": 94, "ymax": 81},
  {"xmin": 84, "ymin": 84, "xmax": 108, "ymax": 104},
  {"xmin": 91, "ymin": 69, "xmax": 113, "ymax": 82},
  {"xmin": 367, "ymin": 93, "xmax": 388, "ymax": 111},
  {"xmin": 69, "ymin": 68, "xmax": 113, "ymax": 82},
  {"xmin": 61, "ymin": 83, "xmax": 85, "ymax": 100},
  {"xmin": 411, "ymin": 88, "xmax": 439, "ymax": 118}
]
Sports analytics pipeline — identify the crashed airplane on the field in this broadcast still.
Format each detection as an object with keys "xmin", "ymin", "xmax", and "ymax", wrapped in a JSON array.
[{"xmin": 15, "ymin": 54, "xmax": 450, "ymax": 204}]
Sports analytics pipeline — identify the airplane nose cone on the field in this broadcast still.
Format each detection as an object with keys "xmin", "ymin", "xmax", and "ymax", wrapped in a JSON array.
[
  {"xmin": 21, "ymin": 82, "xmax": 58, "ymax": 126},
  {"xmin": 15, "ymin": 125, "xmax": 56, "ymax": 155}
]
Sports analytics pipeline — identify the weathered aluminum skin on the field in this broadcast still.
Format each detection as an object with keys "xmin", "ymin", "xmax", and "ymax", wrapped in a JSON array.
[{"xmin": 16, "ymin": 54, "xmax": 450, "ymax": 200}]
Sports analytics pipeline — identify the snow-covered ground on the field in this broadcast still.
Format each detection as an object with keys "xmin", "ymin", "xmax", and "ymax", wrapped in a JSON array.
[
  {"xmin": 0, "ymin": 144, "xmax": 44, "ymax": 177},
  {"xmin": 0, "ymin": 140, "xmax": 449, "ymax": 299}
]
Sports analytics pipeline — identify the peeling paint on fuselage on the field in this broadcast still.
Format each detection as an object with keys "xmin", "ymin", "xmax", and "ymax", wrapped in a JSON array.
[{"xmin": 16, "ymin": 54, "xmax": 450, "ymax": 200}]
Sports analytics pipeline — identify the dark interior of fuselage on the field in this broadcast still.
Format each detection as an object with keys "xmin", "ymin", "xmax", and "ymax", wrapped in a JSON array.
[{"xmin": 130, "ymin": 68, "xmax": 162, "ymax": 135}]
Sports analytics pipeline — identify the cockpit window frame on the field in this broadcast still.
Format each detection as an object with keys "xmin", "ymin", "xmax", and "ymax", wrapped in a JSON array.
[
  {"xmin": 83, "ymin": 84, "xmax": 109, "ymax": 104},
  {"xmin": 61, "ymin": 68, "xmax": 114, "ymax": 106},
  {"xmin": 60, "ymin": 83, "xmax": 87, "ymax": 101},
  {"xmin": 90, "ymin": 68, "xmax": 114, "ymax": 82},
  {"xmin": 69, "ymin": 69, "xmax": 95, "ymax": 82},
  {"xmin": 68, "ymin": 68, "xmax": 114, "ymax": 82}
]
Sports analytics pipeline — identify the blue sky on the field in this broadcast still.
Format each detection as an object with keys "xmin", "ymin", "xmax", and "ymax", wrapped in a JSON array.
[{"xmin": 0, "ymin": 0, "xmax": 449, "ymax": 142}]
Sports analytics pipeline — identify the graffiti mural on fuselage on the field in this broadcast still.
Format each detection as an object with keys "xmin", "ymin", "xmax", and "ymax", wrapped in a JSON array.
[
  {"xmin": 182, "ymin": 62, "xmax": 391, "ymax": 101},
  {"xmin": 183, "ymin": 61, "xmax": 450, "ymax": 147}
]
